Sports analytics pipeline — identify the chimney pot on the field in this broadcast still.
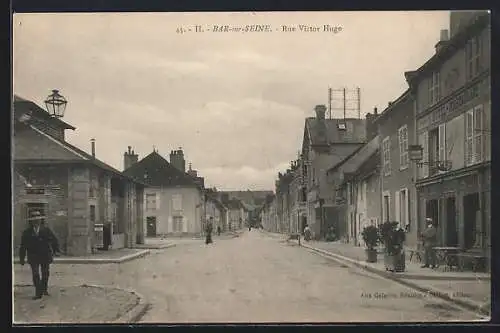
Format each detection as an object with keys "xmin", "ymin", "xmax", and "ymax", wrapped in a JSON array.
[
  {"xmin": 91, "ymin": 138, "xmax": 96, "ymax": 158},
  {"xmin": 128, "ymin": 146, "xmax": 131, "ymax": 154},
  {"xmin": 374, "ymin": 107, "xmax": 378, "ymax": 115},
  {"xmin": 314, "ymin": 105, "xmax": 327, "ymax": 120},
  {"xmin": 440, "ymin": 29, "xmax": 449, "ymax": 41}
]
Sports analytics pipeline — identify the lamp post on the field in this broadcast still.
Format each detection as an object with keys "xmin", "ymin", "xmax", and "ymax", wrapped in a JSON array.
[{"xmin": 44, "ymin": 89, "xmax": 67, "ymax": 118}]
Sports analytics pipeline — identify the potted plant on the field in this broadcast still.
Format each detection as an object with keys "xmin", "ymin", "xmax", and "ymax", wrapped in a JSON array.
[
  {"xmin": 379, "ymin": 221, "xmax": 406, "ymax": 272},
  {"xmin": 361, "ymin": 225, "xmax": 379, "ymax": 263}
]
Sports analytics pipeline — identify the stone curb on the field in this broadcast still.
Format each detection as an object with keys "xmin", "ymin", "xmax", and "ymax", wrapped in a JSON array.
[
  {"xmin": 13, "ymin": 249, "xmax": 151, "ymax": 265},
  {"xmin": 135, "ymin": 243, "xmax": 176, "ymax": 250},
  {"xmin": 300, "ymin": 244, "xmax": 491, "ymax": 317},
  {"xmin": 13, "ymin": 283, "xmax": 151, "ymax": 323},
  {"xmin": 299, "ymin": 243, "xmax": 490, "ymax": 281}
]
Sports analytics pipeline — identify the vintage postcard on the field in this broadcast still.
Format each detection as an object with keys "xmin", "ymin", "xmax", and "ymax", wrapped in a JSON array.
[{"xmin": 12, "ymin": 10, "xmax": 491, "ymax": 324}]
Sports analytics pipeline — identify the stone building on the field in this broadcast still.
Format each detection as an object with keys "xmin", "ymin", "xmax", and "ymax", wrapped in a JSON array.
[
  {"xmin": 300, "ymin": 105, "xmax": 367, "ymax": 240},
  {"xmin": 372, "ymin": 90, "xmax": 419, "ymax": 248},
  {"xmin": 405, "ymin": 11, "xmax": 491, "ymax": 267},
  {"xmin": 123, "ymin": 149, "xmax": 205, "ymax": 237},
  {"xmin": 13, "ymin": 95, "xmax": 145, "ymax": 256}
]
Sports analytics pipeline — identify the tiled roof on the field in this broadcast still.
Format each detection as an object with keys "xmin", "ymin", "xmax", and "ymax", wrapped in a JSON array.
[
  {"xmin": 123, "ymin": 151, "xmax": 200, "ymax": 188},
  {"xmin": 335, "ymin": 135, "xmax": 380, "ymax": 176},
  {"xmin": 13, "ymin": 95, "xmax": 76, "ymax": 130},
  {"xmin": 305, "ymin": 117, "xmax": 367, "ymax": 146},
  {"xmin": 14, "ymin": 124, "xmax": 145, "ymax": 186}
]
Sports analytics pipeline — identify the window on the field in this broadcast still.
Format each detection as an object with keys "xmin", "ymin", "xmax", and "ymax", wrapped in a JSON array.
[
  {"xmin": 382, "ymin": 192, "xmax": 390, "ymax": 223},
  {"xmin": 146, "ymin": 193, "xmax": 157, "ymax": 210},
  {"xmin": 466, "ymin": 35, "xmax": 483, "ymax": 80},
  {"xmin": 90, "ymin": 205, "xmax": 96, "ymax": 223},
  {"xmin": 429, "ymin": 71, "xmax": 441, "ymax": 106},
  {"xmin": 428, "ymin": 128, "xmax": 439, "ymax": 176},
  {"xmin": 173, "ymin": 216, "xmax": 183, "ymax": 232},
  {"xmin": 395, "ymin": 189, "xmax": 410, "ymax": 231},
  {"xmin": 382, "ymin": 137, "xmax": 391, "ymax": 176},
  {"xmin": 466, "ymin": 104, "xmax": 484, "ymax": 165},
  {"xmin": 438, "ymin": 123, "xmax": 447, "ymax": 173},
  {"xmin": 398, "ymin": 125, "xmax": 409, "ymax": 170},
  {"xmin": 172, "ymin": 194, "xmax": 182, "ymax": 211}
]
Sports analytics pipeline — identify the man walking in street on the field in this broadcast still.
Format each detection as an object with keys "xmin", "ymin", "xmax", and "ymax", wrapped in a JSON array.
[
  {"xmin": 205, "ymin": 217, "xmax": 214, "ymax": 245},
  {"xmin": 420, "ymin": 218, "xmax": 437, "ymax": 269},
  {"xmin": 19, "ymin": 211, "xmax": 60, "ymax": 299}
]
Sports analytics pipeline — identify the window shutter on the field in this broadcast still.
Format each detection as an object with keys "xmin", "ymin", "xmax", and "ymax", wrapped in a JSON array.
[
  {"xmin": 405, "ymin": 189, "xmax": 410, "ymax": 227},
  {"xmin": 465, "ymin": 110, "xmax": 474, "ymax": 165},
  {"xmin": 155, "ymin": 193, "xmax": 160, "ymax": 210},
  {"xmin": 422, "ymin": 132, "xmax": 429, "ymax": 178},
  {"xmin": 474, "ymin": 105, "xmax": 483, "ymax": 163},
  {"xmin": 395, "ymin": 190, "xmax": 400, "ymax": 224},
  {"xmin": 438, "ymin": 123, "xmax": 446, "ymax": 172}
]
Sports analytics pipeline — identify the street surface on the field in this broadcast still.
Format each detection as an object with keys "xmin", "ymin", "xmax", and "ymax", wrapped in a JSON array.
[{"xmin": 13, "ymin": 230, "xmax": 483, "ymax": 323}]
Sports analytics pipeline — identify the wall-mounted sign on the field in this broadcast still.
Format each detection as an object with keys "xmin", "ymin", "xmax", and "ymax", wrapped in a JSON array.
[{"xmin": 55, "ymin": 210, "xmax": 67, "ymax": 216}]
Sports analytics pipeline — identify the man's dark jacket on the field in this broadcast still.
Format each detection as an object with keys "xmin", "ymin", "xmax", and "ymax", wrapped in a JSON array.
[{"xmin": 20, "ymin": 226, "xmax": 59, "ymax": 264}]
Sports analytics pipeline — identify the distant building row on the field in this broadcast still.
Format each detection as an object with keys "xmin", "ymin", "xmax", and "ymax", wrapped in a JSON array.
[
  {"xmin": 12, "ymin": 96, "xmax": 256, "ymax": 256},
  {"xmin": 261, "ymin": 11, "xmax": 491, "ymax": 269}
]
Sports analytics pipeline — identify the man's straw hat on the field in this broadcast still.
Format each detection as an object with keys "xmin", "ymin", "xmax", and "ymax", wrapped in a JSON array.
[{"xmin": 28, "ymin": 211, "xmax": 45, "ymax": 221}]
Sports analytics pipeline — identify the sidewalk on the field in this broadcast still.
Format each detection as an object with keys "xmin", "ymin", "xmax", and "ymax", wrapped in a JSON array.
[
  {"xmin": 260, "ymin": 231, "xmax": 491, "ymax": 317},
  {"xmin": 13, "ymin": 284, "xmax": 149, "ymax": 324},
  {"xmin": 13, "ymin": 248, "xmax": 150, "ymax": 265},
  {"xmin": 297, "ymin": 240, "xmax": 491, "ymax": 317},
  {"xmin": 136, "ymin": 238, "xmax": 177, "ymax": 249}
]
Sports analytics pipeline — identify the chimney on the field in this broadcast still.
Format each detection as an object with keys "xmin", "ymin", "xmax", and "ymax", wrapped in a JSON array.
[
  {"xmin": 315, "ymin": 104, "xmax": 327, "ymax": 120},
  {"xmin": 124, "ymin": 145, "xmax": 139, "ymax": 170},
  {"xmin": 170, "ymin": 147, "xmax": 186, "ymax": 172},
  {"xmin": 435, "ymin": 29, "xmax": 449, "ymax": 53},
  {"xmin": 450, "ymin": 10, "xmax": 487, "ymax": 38},
  {"xmin": 91, "ymin": 138, "xmax": 96, "ymax": 158},
  {"xmin": 187, "ymin": 163, "xmax": 198, "ymax": 178},
  {"xmin": 365, "ymin": 107, "xmax": 379, "ymax": 141}
]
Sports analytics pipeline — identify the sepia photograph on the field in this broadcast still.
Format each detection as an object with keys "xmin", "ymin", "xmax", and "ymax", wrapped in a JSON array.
[{"xmin": 12, "ymin": 10, "xmax": 491, "ymax": 324}]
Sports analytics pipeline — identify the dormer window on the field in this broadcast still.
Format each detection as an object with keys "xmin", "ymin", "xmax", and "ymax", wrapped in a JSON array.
[{"xmin": 338, "ymin": 123, "xmax": 346, "ymax": 130}]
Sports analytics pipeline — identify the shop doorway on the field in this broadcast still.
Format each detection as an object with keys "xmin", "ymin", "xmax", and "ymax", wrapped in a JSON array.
[
  {"xmin": 146, "ymin": 216, "xmax": 157, "ymax": 237},
  {"xmin": 425, "ymin": 199, "xmax": 439, "ymax": 226},
  {"xmin": 445, "ymin": 197, "xmax": 458, "ymax": 246},
  {"xmin": 463, "ymin": 193, "xmax": 479, "ymax": 250}
]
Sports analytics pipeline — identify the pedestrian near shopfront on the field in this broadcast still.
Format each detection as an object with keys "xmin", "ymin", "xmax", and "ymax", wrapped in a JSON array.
[
  {"xmin": 420, "ymin": 218, "xmax": 437, "ymax": 269},
  {"xmin": 205, "ymin": 217, "xmax": 214, "ymax": 244},
  {"xmin": 19, "ymin": 211, "xmax": 60, "ymax": 299},
  {"xmin": 217, "ymin": 225, "xmax": 221, "ymax": 236}
]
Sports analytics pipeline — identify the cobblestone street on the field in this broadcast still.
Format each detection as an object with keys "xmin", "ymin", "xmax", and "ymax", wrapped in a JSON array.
[{"xmin": 13, "ymin": 231, "xmax": 484, "ymax": 323}]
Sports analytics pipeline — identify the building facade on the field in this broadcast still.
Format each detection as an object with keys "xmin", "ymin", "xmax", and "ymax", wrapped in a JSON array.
[
  {"xmin": 373, "ymin": 91, "xmax": 419, "ymax": 248},
  {"xmin": 13, "ymin": 96, "xmax": 145, "ymax": 256},
  {"xmin": 123, "ymin": 149, "xmax": 205, "ymax": 237},
  {"xmin": 406, "ymin": 11, "xmax": 491, "ymax": 267},
  {"xmin": 300, "ymin": 105, "xmax": 367, "ymax": 240}
]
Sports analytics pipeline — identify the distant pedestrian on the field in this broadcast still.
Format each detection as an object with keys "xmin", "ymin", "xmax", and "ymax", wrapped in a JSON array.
[
  {"xmin": 420, "ymin": 218, "xmax": 437, "ymax": 269},
  {"xmin": 304, "ymin": 225, "xmax": 312, "ymax": 241},
  {"xmin": 205, "ymin": 217, "xmax": 214, "ymax": 244},
  {"xmin": 19, "ymin": 211, "xmax": 60, "ymax": 299},
  {"xmin": 217, "ymin": 225, "xmax": 221, "ymax": 236}
]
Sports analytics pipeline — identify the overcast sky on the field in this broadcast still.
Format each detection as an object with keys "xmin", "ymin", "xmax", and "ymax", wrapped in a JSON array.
[{"xmin": 13, "ymin": 11, "xmax": 449, "ymax": 190}]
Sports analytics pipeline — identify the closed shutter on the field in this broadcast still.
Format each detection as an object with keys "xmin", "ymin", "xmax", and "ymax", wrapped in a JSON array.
[
  {"xmin": 474, "ymin": 105, "xmax": 483, "ymax": 163},
  {"xmin": 406, "ymin": 189, "xmax": 410, "ymax": 229},
  {"xmin": 438, "ymin": 123, "xmax": 446, "ymax": 172},
  {"xmin": 395, "ymin": 190, "xmax": 400, "ymax": 224},
  {"xmin": 465, "ymin": 110, "xmax": 474, "ymax": 165},
  {"xmin": 155, "ymin": 193, "xmax": 160, "ymax": 210},
  {"xmin": 422, "ymin": 132, "xmax": 429, "ymax": 178}
]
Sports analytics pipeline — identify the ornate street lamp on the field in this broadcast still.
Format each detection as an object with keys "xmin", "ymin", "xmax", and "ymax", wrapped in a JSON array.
[
  {"xmin": 44, "ymin": 89, "xmax": 67, "ymax": 118},
  {"xmin": 408, "ymin": 144, "xmax": 452, "ymax": 172}
]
